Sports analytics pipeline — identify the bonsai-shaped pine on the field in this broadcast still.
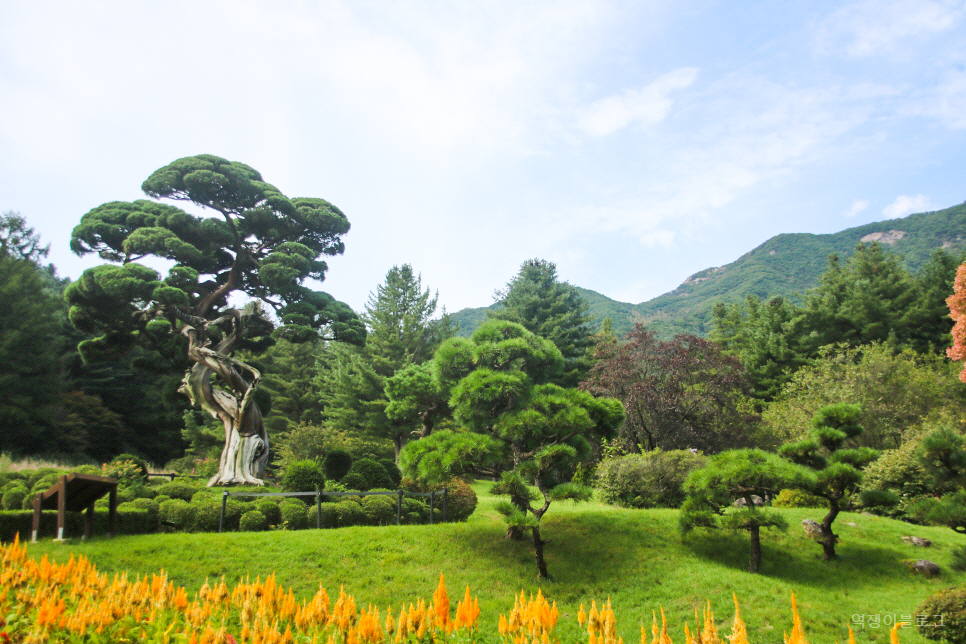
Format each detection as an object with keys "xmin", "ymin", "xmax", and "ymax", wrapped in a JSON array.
[
  {"xmin": 910, "ymin": 427, "xmax": 966, "ymax": 534},
  {"xmin": 681, "ymin": 449, "xmax": 809, "ymax": 573},
  {"xmin": 778, "ymin": 403, "xmax": 881, "ymax": 560},
  {"xmin": 67, "ymin": 155, "xmax": 365, "ymax": 485},
  {"xmin": 398, "ymin": 320, "xmax": 624, "ymax": 579}
]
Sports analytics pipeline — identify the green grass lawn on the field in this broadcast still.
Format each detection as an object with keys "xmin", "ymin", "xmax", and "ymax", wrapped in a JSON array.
[{"xmin": 23, "ymin": 481, "xmax": 966, "ymax": 644}]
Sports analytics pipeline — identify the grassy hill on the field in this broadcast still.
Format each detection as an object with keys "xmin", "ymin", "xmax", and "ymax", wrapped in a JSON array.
[
  {"xmin": 26, "ymin": 481, "xmax": 966, "ymax": 644},
  {"xmin": 453, "ymin": 202, "xmax": 966, "ymax": 338}
]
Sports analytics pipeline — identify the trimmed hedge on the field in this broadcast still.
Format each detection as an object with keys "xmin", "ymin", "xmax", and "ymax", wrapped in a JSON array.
[{"xmin": 0, "ymin": 508, "xmax": 154, "ymax": 542}]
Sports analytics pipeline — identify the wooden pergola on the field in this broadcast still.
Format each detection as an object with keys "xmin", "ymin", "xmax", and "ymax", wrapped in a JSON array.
[{"xmin": 31, "ymin": 473, "xmax": 118, "ymax": 542}]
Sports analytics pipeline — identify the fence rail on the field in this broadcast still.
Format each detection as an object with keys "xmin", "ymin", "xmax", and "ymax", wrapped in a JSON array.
[{"xmin": 217, "ymin": 488, "xmax": 448, "ymax": 532}]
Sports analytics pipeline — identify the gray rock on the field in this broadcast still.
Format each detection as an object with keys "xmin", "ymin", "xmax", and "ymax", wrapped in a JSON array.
[
  {"xmin": 733, "ymin": 495, "xmax": 763, "ymax": 508},
  {"xmin": 912, "ymin": 559, "xmax": 940, "ymax": 576},
  {"xmin": 902, "ymin": 536, "xmax": 932, "ymax": 547},
  {"xmin": 846, "ymin": 522, "xmax": 857, "ymax": 527},
  {"xmin": 802, "ymin": 519, "xmax": 823, "ymax": 540}
]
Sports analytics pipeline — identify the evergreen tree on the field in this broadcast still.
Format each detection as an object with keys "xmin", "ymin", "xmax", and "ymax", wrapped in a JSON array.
[
  {"xmin": 0, "ymin": 213, "xmax": 66, "ymax": 455},
  {"xmin": 489, "ymin": 259, "xmax": 595, "ymax": 387},
  {"xmin": 321, "ymin": 265, "xmax": 453, "ymax": 458}
]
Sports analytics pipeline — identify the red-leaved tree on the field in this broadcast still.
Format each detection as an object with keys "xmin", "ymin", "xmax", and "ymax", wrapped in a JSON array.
[
  {"xmin": 581, "ymin": 325, "xmax": 760, "ymax": 453},
  {"xmin": 946, "ymin": 263, "xmax": 966, "ymax": 382}
]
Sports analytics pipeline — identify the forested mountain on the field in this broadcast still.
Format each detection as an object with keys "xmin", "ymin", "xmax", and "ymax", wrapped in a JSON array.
[{"xmin": 452, "ymin": 202, "xmax": 966, "ymax": 338}]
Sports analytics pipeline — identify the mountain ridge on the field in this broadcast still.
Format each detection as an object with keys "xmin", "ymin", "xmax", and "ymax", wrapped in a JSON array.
[{"xmin": 450, "ymin": 202, "xmax": 966, "ymax": 338}]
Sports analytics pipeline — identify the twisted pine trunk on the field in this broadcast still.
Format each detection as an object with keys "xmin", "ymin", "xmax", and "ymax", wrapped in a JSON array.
[{"xmin": 179, "ymin": 312, "xmax": 269, "ymax": 486}]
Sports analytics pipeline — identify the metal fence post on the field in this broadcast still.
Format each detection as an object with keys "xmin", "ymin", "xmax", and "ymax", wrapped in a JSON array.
[
  {"xmin": 396, "ymin": 490, "xmax": 402, "ymax": 526},
  {"xmin": 429, "ymin": 491, "xmax": 435, "ymax": 525},
  {"xmin": 219, "ymin": 491, "xmax": 228, "ymax": 533},
  {"xmin": 316, "ymin": 490, "xmax": 321, "ymax": 529},
  {"xmin": 443, "ymin": 487, "xmax": 448, "ymax": 523}
]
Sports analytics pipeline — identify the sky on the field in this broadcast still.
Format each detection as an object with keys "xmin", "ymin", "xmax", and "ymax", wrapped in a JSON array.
[{"xmin": 2, "ymin": 0, "xmax": 965, "ymax": 315}]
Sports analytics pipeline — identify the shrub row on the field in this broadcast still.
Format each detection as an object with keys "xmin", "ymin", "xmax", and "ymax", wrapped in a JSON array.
[{"xmin": 0, "ymin": 508, "xmax": 155, "ymax": 542}]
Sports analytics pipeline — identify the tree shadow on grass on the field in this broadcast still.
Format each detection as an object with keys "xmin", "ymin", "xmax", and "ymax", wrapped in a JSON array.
[{"xmin": 683, "ymin": 529, "xmax": 920, "ymax": 587}]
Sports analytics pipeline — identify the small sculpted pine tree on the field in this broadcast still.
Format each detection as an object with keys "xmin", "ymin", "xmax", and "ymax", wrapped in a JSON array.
[{"xmin": 779, "ymin": 403, "xmax": 883, "ymax": 560}]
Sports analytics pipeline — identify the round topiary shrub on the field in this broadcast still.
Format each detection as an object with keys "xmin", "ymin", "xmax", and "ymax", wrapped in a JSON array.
[
  {"xmin": 379, "ymin": 459, "xmax": 402, "ymax": 488},
  {"xmin": 323, "ymin": 449, "xmax": 353, "ymax": 481},
  {"xmin": 22, "ymin": 474, "xmax": 62, "ymax": 509},
  {"xmin": 103, "ymin": 454, "xmax": 149, "ymax": 486},
  {"xmin": 400, "ymin": 497, "xmax": 428, "ymax": 524},
  {"xmin": 257, "ymin": 499, "xmax": 282, "ymax": 527},
  {"xmin": 280, "ymin": 499, "xmax": 308, "ymax": 530},
  {"xmin": 438, "ymin": 478, "xmax": 477, "ymax": 522},
  {"xmin": 917, "ymin": 586, "xmax": 966, "ymax": 644},
  {"xmin": 362, "ymin": 495, "xmax": 396, "ymax": 525},
  {"xmin": 156, "ymin": 482, "xmax": 201, "ymax": 502},
  {"xmin": 282, "ymin": 460, "xmax": 326, "ymax": 495},
  {"xmin": 773, "ymin": 488, "xmax": 826, "ymax": 509},
  {"xmin": 312, "ymin": 503, "xmax": 339, "ymax": 529},
  {"xmin": 190, "ymin": 500, "xmax": 224, "ymax": 533},
  {"xmin": 239, "ymin": 510, "xmax": 268, "ymax": 532},
  {"xmin": 126, "ymin": 498, "xmax": 161, "ymax": 527},
  {"xmin": 341, "ymin": 472, "xmax": 367, "ymax": 492},
  {"xmin": 26, "ymin": 468, "xmax": 63, "ymax": 488},
  {"xmin": 126, "ymin": 484, "xmax": 157, "ymax": 500},
  {"xmin": 346, "ymin": 458, "xmax": 394, "ymax": 492},
  {"xmin": 335, "ymin": 500, "xmax": 366, "ymax": 527},
  {"xmin": 2, "ymin": 484, "xmax": 28, "ymax": 511},
  {"xmin": 595, "ymin": 449, "xmax": 707, "ymax": 509},
  {"xmin": 159, "ymin": 499, "xmax": 195, "ymax": 531}
]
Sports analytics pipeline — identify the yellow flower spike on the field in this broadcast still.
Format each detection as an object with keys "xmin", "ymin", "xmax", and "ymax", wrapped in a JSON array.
[
  {"xmin": 786, "ymin": 592, "xmax": 808, "ymax": 644},
  {"xmin": 652, "ymin": 610, "xmax": 660, "ymax": 644},
  {"xmin": 728, "ymin": 594, "xmax": 748, "ymax": 644},
  {"xmin": 847, "ymin": 624, "xmax": 857, "ymax": 644},
  {"xmin": 578, "ymin": 604, "xmax": 587, "ymax": 628},
  {"xmin": 891, "ymin": 621, "xmax": 902, "ymax": 644},
  {"xmin": 659, "ymin": 606, "xmax": 672, "ymax": 644},
  {"xmin": 702, "ymin": 601, "xmax": 719, "ymax": 644},
  {"xmin": 433, "ymin": 574, "xmax": 450, "ymax": 630},
  {"xmin": 500, "ymin": 614, "xmax": 510, "ymax": 636},
  {"xmin": 590, "ymin": 632, "xmax": 598, "ymax": 644}
]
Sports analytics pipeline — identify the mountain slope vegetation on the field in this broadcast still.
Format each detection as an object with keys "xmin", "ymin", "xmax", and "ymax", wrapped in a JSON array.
[{"xmin": 452, "ymin": 202, "xmax": 966, "ymax": 338}]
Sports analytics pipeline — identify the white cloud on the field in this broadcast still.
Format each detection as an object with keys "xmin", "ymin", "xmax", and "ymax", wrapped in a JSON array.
[
  {"xmin": 576, "ymin": 67, "xmax": 698, "ymax": 136},
  {"xmin": 843, "ymin": 199, "xmax": 870, "ymax": 217},
  {"xmin": 816, "ymin": 0, "xmax": 965, "ymax": 57},
  {"xmin": 883, "ymin": 194, "xmax": 934, "ymax": 218}
]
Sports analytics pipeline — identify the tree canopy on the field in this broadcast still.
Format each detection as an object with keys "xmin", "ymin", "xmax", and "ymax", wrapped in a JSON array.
[
  {"xmin": 488, "ymin": 259, "xmax": 595, "ymax": 387},
  {"xmin": 67, "ymin": 154, "xmax": 363, "ymax": 484}
]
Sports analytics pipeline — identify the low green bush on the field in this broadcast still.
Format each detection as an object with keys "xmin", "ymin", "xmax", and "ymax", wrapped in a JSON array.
[
  {"xmin": 334, "ymin": 501, "xmax": 366, "ymax": 527},
  {"xmin": 0, "ymin": 508, "xmax": 155, "ymax": 542},
  {"xmin": 596, "ymin": 449, "xmax": 707, "ymax": 509},
  {"xmin": 156, "ymin": 482, "xmax": 201, "ymax": 502},
  {"xmin": 773, "ymin": 488, "xmax": 826, "ymax": 508},
  {"xmin": 346, "ymin": 459, "xmax": 394, "ymax": 492},
  {"xmin": 379, "ymin": 459, "xmax": 402, "ymax": 488},
  {"xmin": 239, "ymin": 510, "xmax": 268, "ymax": 532},
  {"xmin": 323, "ymin": 449, "xmax": 352, "ymax": 481},
  {"xmin": 124, "ymin": 498, "xmax": 160, "ymax": 528},
  {"xmin": 1, "ymin": 485, "xmax": 28, "ymax": 511},
  {"xmin": 256, "ymin": 499, "xmax": 281, "ymax": 526},
  {"xmin": 917, "ymin": 586, "xmax": 966, "ymax": 644},
  {"xmin": 282, "ymin": 460, "xmax": 326, "ymax": 495},
  {"xmin": 311, "ymin": 503, "xmax": 339, "ymax": 529},
  {"xmin": 279, "ymin": 499, "xmax": 308, "ymax": 530},
  {"xmin": 158, "ymin": 499, "xmax": 194, "ymax": 531},
  {"xmin": 341, "ymin": 473, "xmax": 367, "ymax": 491},
  {"xmin": 362, "ymin": 495, "xmax": 396, "ymax": 526}
]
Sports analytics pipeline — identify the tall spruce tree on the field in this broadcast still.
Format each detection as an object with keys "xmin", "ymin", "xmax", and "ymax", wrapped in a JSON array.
[
  {"xmin": 321, "ymin": 265, "xmax": 453, "ymax": 458},
  {"xmin": 488, "ymin": 259, "xmax": 594, "ymax": 387}
]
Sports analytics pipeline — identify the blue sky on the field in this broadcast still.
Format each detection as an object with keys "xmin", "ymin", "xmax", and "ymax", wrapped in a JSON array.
[{"xmin": 2, "ymin": 0, "xmax": 965, "ymax": 314}]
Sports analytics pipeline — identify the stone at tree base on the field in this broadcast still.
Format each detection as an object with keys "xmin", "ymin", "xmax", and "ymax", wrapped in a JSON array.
[
  {"xmin": 802, "ymin": 519, "xmax": 823, "ymax": 540},
  {"xmin": 910, "ymin": 559, "xmax": 941, "ymax": 577},
  {"xmin": 846, "ymin": 522, "xmax": 857, "ymax": 527},
  {"xmin": 901, "ymin": 536, "xmax": 932, "ymax": 547},
  {"xmin": 733, "ymin": 495, "xmax": 763, "ymax": 507}
]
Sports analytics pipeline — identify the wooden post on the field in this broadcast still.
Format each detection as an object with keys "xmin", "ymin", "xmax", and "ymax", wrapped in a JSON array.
[
  {"xmin": 31, "ymin": 494, "xmax": 41, "ymax": 543},
  {"xmin": 108, "ymin": 485, "xmax": 117, "ymax": 537},
  {"xmin": 84, "ymin": 502, "xmax": 95, "ymax": 540},
  {"xmin": 396, "ymin": 490, "xmax": 402, "ymax": 526},
  {"xmin": 429, "ymin": 491, "xmax": 435, "ymax": 525},
  {"xmin": 56, "ymin": 476, "xmax": 67, "ymax": 541}
]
